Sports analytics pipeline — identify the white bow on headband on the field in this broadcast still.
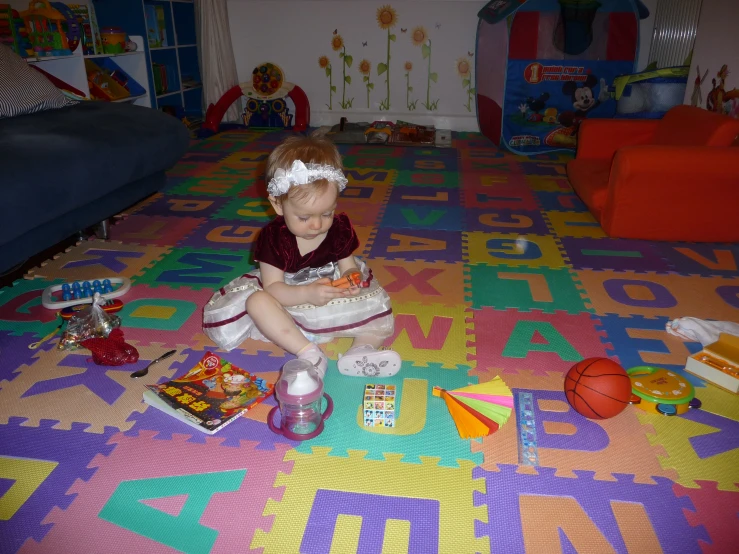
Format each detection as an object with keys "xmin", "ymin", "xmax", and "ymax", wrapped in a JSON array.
[{"xmin": 267, "ymin": 160, "xmax": 348, "ymax": 196}]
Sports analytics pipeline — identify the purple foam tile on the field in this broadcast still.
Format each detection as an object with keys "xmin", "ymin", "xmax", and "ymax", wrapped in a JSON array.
[
  {"xmin": 22, "ymin": 354, "xmax": 139, "ymax": 405},
  {"xmin": 0, "ymin": 332, "xmax": 43, "ymax": 384},
  {"xmin": 655, "ymin": 243, "xmax": 739, "ymax": 276},
  {"xmin": 473, "ymin": 465, "xmax": 708, "ymax": 553},
  {"xmin": 366, "ymin": 227, "xmax": 463, "ymax": 263},
  {"xmin": 301, "ymin": 490, "xmax": 439, "ymax": 553},
  {"xmin": 465, "ymin": 208, "xmax": 551, "ymax": 234},
  {"xmin": 0, "ymin": 477, "xmax": 14, "ymax": 497},
  {"xmin": 388, "ymin": 185, "xmax": 462, "ymax": 207},
  {"xmin": 176, "ymin": 219, "xmax": 263, "ymax": 250},
  {"xmin": 560, "ymin": 237, "xmax": 673, "ymax": 272},
  {"xmin": 681, "ymin": 409, "xmax": 739, "ymax": 460},
  {"xmin": 535, "ymin": 191, "xmax": 589, "ymax": 212},
  {"xmin": 0, "ymin": 418, "xmax": 118, "ymax": 552},
  {"xmin": 132, "ymin": 195, "xmax": 232, "ymax": 218}
]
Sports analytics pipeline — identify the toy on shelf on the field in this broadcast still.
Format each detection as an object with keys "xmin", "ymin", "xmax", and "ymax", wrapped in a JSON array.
[
  {"xmin": 433, "ymin": 376, "xmax": 513, "ymax": 439},
  {"xmin": 628, "ymin": 366, "xmax": 701, "ymax": 416},
  {"xmin": 67, "ymin": 3, "xmax": 102, "ymax": 55},
  {"xmin": 20, "ymin": 0, "xmax": 72, "ymax": 57},
  {"xmin": 0, "ymin": 5, "xmax": 33, "ymax": 57},
  {"xmin": 41, "ymin": 277, "xmax": 131, "ymax": 310},
  {"xmin": 202, "ymin": 61, "xmax": 310, "ymax": 135},
  {"xmin": 99, "ymin": 26, "xmax": 126, "ymax": 54},
  {"xmin": 85, "ymin": 59, "xmax": 132, "ymax": 101},
  {"xmin": 49, "ymin": 2, "xmax": 80, "ymax": 54}
]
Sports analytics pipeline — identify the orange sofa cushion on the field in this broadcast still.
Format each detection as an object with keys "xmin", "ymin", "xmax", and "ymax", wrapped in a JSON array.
[
  {"xmin": 566, "ymin": 159, "xmax": 610, "ymax": 219},
  {"xmin": 652, "ymin": 105, "xmax": 739, "ymax": 146}
]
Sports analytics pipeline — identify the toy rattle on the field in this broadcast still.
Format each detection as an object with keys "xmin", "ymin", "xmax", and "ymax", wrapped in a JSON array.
[
  {"xmin": 42, "ymin": 278, "xmax": 130, "ymax": 310},
  {"xmin": 628, "ymin": 366, "xmax": 701, "ymax": 416},
  {"xmin": 331, "ymin": 271, "xmax": 367, "ymax": 289}
]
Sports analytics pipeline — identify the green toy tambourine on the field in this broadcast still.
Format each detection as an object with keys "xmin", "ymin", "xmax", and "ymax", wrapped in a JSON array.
[{"xmin": 627, "ymin": 366, "xmax": 701, "ymax": 416}]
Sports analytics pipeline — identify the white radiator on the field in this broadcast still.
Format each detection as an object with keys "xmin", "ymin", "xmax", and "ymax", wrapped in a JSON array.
[{"xmin": 648, "ymin": 0, "xmax": 704, "ymax": 68}]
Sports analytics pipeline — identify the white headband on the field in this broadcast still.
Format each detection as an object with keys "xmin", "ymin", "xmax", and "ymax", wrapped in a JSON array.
[{"xmin": 267, "ymin": 160, "xmax": 348, "ymax": 197}]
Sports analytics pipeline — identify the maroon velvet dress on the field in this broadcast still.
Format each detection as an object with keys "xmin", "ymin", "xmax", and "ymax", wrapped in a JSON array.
[
  {"xmin": 253, "ymin": 213, "xmax": 359, "ymax": 273},
  {"xmin": 202, "ymin": 213, "xmax": 393, "ymax": 351}
]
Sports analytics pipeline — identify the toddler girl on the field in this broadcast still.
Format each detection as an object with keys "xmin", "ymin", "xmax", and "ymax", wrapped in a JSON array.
[{"xmin": 203, "ymin": 135, "xmax": 401, "ymax": 378}]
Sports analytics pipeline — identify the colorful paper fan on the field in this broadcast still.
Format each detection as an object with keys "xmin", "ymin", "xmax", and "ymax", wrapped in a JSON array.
[{"xmin": 433, "ymin": 376, "xmax": 513, "ymax": 439}]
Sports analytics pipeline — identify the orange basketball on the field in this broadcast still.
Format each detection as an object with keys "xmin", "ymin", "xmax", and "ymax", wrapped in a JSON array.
[{"xmin": 564, "ymin": 357, "xmax": 632, "ymax": 419}]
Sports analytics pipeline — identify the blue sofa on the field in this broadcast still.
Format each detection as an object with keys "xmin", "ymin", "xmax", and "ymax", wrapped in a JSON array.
[{"xmin": 0, "ymin": 101, "xmax": 190, "ymax": 275}]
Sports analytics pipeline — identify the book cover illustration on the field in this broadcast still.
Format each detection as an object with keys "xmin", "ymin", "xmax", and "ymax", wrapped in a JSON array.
[{"xmin": 146, "ymin": 351, "xmax": 273, "ymax": 432}]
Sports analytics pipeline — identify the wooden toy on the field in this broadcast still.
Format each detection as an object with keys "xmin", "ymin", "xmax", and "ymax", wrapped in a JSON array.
[
  {"xmin": 627, "ymin": 366, "xmax": 701, "ymax": 416},
  {"xmin": 41, "ymin": 277, "xmax": 131, "ymax": 309}
]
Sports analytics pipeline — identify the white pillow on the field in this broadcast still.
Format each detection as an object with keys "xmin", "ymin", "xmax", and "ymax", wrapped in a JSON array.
[{"xmin": 0, "ymin": 44, "xmax": 77, "ymax": 119}]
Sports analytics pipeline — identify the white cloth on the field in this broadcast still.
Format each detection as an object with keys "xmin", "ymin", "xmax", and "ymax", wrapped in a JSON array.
[
  {"xmin": 666, "ymin": 317, "xmax": 739, "ymax": 347},
  {"xmin": 194, "ymin": 0, "xmax": 241, "ymax": 122},
  {"xmin": 202, "ymin": 259, "xmax": 394, "ymax": 351}
]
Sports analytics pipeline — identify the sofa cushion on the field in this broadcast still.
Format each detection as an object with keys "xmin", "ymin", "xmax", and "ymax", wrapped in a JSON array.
[
  {"xmin": 652, "ymin": 105, "xmax": 739, "ymax": 147},
  {"xmin": 566, "ymin": 159, "xmax": 611, "ymax": 219},
  {"xmin": 0, "ymin": 101, "xmax": 190, "ymax": 245},
  {"xmin": 0, "ymin": 44, "xmax": 76, "ymax": 119}
]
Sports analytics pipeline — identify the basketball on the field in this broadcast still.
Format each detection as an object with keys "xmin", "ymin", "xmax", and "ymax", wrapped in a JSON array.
[{"xmin": 564, "ymin": 358, "xmax": 632, "ymax": 419}]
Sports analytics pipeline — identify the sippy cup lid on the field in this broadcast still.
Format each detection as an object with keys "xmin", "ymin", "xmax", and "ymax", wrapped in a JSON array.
[{"xmin": 276, "ymin": 358, "xmax": 323, "ymax": 403}]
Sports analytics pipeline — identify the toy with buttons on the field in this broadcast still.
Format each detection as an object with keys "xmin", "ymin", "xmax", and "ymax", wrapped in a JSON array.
[{"xmin": 42, "ymin": 277, "xmax": 131, "ymax": 309}]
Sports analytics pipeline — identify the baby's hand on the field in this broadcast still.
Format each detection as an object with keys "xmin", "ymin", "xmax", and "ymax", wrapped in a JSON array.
[{"xmin": 306, "ymin": 278, "xmax": 351, "ymax": 306}]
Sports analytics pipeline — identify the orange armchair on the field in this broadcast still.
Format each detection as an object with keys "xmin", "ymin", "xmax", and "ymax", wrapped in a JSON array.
[{"xmin": 566, "ymin": 105, "xmax": 739, "ymax": 242}]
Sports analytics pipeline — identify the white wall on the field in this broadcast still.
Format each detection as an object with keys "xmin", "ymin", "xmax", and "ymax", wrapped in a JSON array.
[
  {"xmin": 683, "ymin": 0, "xmax": 739, "ymax": 116},
  {"xmin": 227, "ymin": 0, "xmax": 486, "ymax": 131}
]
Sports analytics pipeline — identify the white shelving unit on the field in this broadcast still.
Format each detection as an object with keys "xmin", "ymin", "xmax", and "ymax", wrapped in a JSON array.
[{"xmin": 25, "ymin": 35, "xmax": 151, "ymax": 108}]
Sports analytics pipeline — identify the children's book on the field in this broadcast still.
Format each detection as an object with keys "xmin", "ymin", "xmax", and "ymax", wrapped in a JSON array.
[
  {"xmin": 143, "ymin": 351, "xmax": 274, "ymax": 434},
  {"xmin": 144, "ymin": 4, "xmax": 160, "ymax": 48}
]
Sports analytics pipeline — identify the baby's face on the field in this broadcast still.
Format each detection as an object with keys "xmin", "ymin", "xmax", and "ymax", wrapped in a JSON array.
[{"xmin": 276, "ymin": 185, "xmax": 338, "ymax": 241}]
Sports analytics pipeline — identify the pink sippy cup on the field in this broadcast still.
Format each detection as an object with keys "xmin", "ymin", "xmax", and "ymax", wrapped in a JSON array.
[{"xmin": 268, "ymin": 359, "xmax": 333, "ymax": 441}]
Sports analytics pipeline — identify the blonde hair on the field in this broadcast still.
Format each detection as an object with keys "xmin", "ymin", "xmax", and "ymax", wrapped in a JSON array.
[{"xmin": 266, "ymin": 135, "xmax": 344, "ymax": 202}]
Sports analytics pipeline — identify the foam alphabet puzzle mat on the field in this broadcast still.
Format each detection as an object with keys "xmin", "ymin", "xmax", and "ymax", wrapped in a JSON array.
[{"xmin": 1, "ymin": 128, "xmax": 738, "ymax": 553}]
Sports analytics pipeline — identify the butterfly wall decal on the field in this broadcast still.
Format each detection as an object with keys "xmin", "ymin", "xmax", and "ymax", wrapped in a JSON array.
[
  {"xmin": 435, "ymin": 23, "xmax": 441, "ymax": 29},
  {"xmin": 362, "ymin": 41, "xmax": 367, "ymax": 46},
  {"xmin": 333, "ymin": 29, "xmax": 337, "ymax": 35},
  {"xmin": 401, "ymin": 28, "xmax": 407, "ymax": 33},
  {"xmin": 468, "ymin": 51, "xmax": 474, "ymax": 57}
]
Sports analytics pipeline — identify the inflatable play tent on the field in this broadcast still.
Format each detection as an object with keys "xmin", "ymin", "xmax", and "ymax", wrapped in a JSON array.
[{"xmin": 476, "ymin": 0, "xmax": 648, "ymax": 154}]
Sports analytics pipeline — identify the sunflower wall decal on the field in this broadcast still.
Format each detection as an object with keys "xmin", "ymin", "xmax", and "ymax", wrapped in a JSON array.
[
  {"xmin": 318, "ymin": 55, "xmax": 334, "ymax": 110},
  {"xmin": 411, "ymin": 26, "xmax": 439, "ymax": 111},
  {"xmin": 404, "ymin": 61, "xmax": 418, "ymax": 110},
  {"xmin": 456, "ymin": 57, "xmax": 475, "ymax": 112},
  {"xmin": 359, "ymin": 59, "xmax": 374, "ymax": 108},
  {"xmin": 332, "ymin": 33, "xmax": 354, "ymax": 109},
  {"xmin": 375, "ymin": 4, "xmax": 398, "ymax": 111}
]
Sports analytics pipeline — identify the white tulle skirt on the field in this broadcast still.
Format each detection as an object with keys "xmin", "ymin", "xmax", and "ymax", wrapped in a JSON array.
[{"xmin": 202, "ymin": 259, "xmax": 394, "ymax": 351}]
